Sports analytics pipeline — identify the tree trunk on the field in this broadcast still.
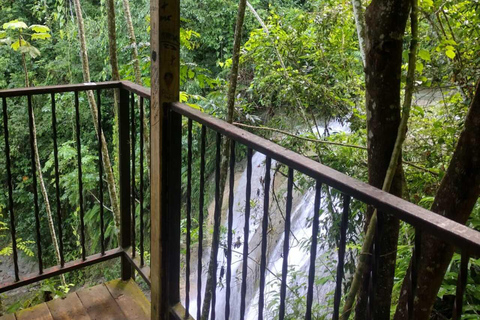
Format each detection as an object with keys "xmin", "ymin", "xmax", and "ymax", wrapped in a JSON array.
[
  {"xmin": 200, "ymin": 0, "xmax": 247, "ymax": 319},
  {"xmin": 354, "ymin": 0, "xmax": 411, "ymax": 318},
  {"xmin": 73, "ymin": 0, "xmax": 122, "ymax": 244},
  {"xmin": 341, "ymin": 0, "xmax": 418, "ymax": 317},
  {"xmin": 351, "ymin": 0, "xmax": 366, "ymax": 67},
  {"xmin": 105, "ymin": 0, "xmax": 120, "ymax": 83},
  {"xmin": 394, "ymin": 79, "xmax": 480, "ymax": 319},
  {"xmin": 121, "ymin": 0, "xmax": 142, "ymax": 86},
  {"xmin": 120, "ymin": 0, "xmax": 150, "ymax": 176},
  {"xmin": 21, "ymin": 53, "xmax": 67, "ymax": 287}
]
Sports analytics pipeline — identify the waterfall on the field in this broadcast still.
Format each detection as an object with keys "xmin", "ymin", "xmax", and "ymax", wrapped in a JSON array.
[{"xmin": 187, "ymin": 120, "xmax": 349, "ymax": 319}]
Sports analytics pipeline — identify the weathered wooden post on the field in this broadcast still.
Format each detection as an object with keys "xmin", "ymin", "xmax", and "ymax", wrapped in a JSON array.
[{"xmin": 150, "ymin": 0, "xmax": 181, "ymax": 319}]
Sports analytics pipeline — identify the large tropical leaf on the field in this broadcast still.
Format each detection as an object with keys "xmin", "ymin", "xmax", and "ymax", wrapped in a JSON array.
[
  {"xmin": 19, "ymin": 45, "xmax": 41, "ymax": 58},
  {"xmin": 31, "ymin": 32, "xmax": 51, "ymax": 40},
  {"xmin": 11, "ymin": 39, "xmax": 28, "ymax": 51},
  {"xmin": 29, "ymin": 24, "xmax": 50, "ymax": 33},
  {"xmin": 3, "ymin": 20, "xmax": 28, "ymax": 30},
  {"xmin": 0, "ymin": 38, "xmax": 12, "ymax": 46}
]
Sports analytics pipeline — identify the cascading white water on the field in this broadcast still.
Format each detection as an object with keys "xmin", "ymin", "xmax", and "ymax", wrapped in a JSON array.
[{"xmin": 187, "ymin": 120, "xmax": 350, "ymax": 319}]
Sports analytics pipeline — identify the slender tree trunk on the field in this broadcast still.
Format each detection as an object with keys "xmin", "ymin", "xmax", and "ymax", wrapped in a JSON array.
[
  {"xmin": 21, "ymin": 52, "xmax": 67, "ymax": 287},
  {"xmin": 342, "ymin": 0, "xmax": 418, "ymax": 316},
  {"xmin": 351, "ymin": 0, "xmax": 366, "ymax": 67},
  {"xmin": 120, "ymin": 0, "xmax": 150, "ymax": 175},
  {"xmin": 104, "ymin": 0, "xmax": 121, "ymax": 214},
  {"xmin": 21, "ymin": 53, "xmax": 29, "ymax": 88},
  {"xmin": 200, "ymin": 1, "xmax": 247, "ymax": 319},
  {"xmin": 105, "ymin": 0, "xmax": 120, "ymax": 83},
  {"xmin": 73, "ymin": 0, "xmax": 122, "ymax": 244},
  {"xmin": 105, "ymin": 0, "xmax": 121, "ymax": 117},
  {"xmin": 394, "ymin": 79, "xmax": 480, "ymax": 319},
  {"xmin": 121, "ymin": 0, "xmax": 142, "ymax": 86},
  {"xmin": 352, "ymin": 0, "xmax": 411, "ymax": 318}
]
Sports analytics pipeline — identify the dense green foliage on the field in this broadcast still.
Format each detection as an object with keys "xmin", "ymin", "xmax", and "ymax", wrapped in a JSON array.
[{"xmin": 0, "ymin": 0, "xmax": 479, "ymax": 318}]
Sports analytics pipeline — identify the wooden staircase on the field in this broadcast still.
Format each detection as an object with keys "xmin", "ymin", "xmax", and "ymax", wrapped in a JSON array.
[{"xmin": 0, "ymin": 279, "xmax": 150, "ymax": 320}]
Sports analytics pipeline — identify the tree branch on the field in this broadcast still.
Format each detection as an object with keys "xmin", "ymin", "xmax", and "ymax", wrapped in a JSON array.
[{"xmin": 234, "ymin": 122, "xmax": 439, "ymax": 176}]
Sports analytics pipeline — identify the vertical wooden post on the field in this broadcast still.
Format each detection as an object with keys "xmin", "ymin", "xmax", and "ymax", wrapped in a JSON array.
[
  {"xmin": 119, "ymin": 87, "xmax": 133, "ymax": 280},
  {"xmin": 150, "ymin": 0, "xmax": 180, "ymax": 318}
]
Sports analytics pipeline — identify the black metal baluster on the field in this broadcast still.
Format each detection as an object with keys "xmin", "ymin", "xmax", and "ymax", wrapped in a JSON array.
[
  {"xmin": 210, "ymin": 132, "xmax": 222, "ymax": 320},
  {"xmin": 197, "ymin": 125, "xmax": 206, "ymax": 320},
  {"xmin": 139, "ymin": 96, "xmax": 145, "ymax": 266},
  {"xmin": 131, "ymin": 92, "xmax": 136, "ymax": 259},
  {"xmin": 306, "ymin": 181, "xmax": 322, "ymax": 320},
  {"xmin": 97, "ymin": 90, "xmax": 105, "ymax": 255},
  {"xmin": 3, "ymin": 97, "xmax": 19, "ymax": 280},
  {"xmin": 453, "ymin": 250, "xmax": 469, "ymax": 320},
  {"xmin": 258, "ymin": 156, "xmax": 271, "ymax": 320},
  {"xmin": 225, "ymin": 140, "xmax": 236, "ymax": 320},
  {"xmin": 27, "ymin": 94, "xmax": 43, "ymax": 273},
  {"xmin": 332, "ymin": 194, "xmax": 350, "ymax": 320},
  {"xmin": 119, "ymin": 88, "xmax": 132, "ymax": 280},
  {"xmin": 368, "ymin": 213, "xmax": 379, "ymax": 319},
  {"xmin": 408, "ymin": 228, "xmax": 421, "ymax": 319},
  {"xmin": 74, "ymin": 91, "xmax": 86, "ymax": 261},
  {"xmin": 51, "ymin": 93, "xmax": 65, "ymax": 266},
  {"xmin": 186, "ymin": 118, "xmax": 192, "ymax": 316},
  {"xmin": 279, "ymin": 167, "xmax": 294, "ymax": 320},
  {"xmin": 240, "ymin": 148, "xmax": 253, "ymax": 320}
]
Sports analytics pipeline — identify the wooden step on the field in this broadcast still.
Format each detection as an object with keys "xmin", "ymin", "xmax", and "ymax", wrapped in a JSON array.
[{"xmin": 0, "ymin": 279, "xmax": 150, "ymax": 320}]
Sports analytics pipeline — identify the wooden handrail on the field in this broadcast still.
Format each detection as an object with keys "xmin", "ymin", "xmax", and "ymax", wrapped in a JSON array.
[
  {"xmin": 2, "ymin": 80, "xmax": 478, "ymax": 257},
  {"xmin": 1, "ymin": 80, "xmax": 479, "ymax": 319},
  {"xmin": 0, "ymin": 81, "xmax": 121, "ymax": 97},
  {"xmin": 169, "ymin": 101, "xmax": 480, "ymax": 257}
]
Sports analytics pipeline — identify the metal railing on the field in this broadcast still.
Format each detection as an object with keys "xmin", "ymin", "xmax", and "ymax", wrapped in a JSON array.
[
  {"xmin": 1, "ymin": 81, "xmax": 479, "ymax": 320},
  {"xmin": 0, "ymin": 81, "xmax": 150, "ymax": 294},
  {"xmin": 169, "ymin": 100, "xmax": 480, "ymax": 320}
]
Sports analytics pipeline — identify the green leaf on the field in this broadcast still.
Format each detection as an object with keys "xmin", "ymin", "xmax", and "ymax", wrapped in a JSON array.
[
  {"xmin": 445, "ymin": 49, "xmax": 456, "ymax": 59},
  {"xmin": 418, "ymin": 49, "xmax": 431, "ymax": 61},
  {"xmin": 180, "ymin": 91, "xmax": 189, "ymax": 102},
  {"xmin": 31, "ymin": 32, "xmax": 51, "ymax": 40},
  {"xmin": 29, "ymin": 24, "xmax": 50, "ymax": 33},
  {"xmin": 26, "ymin": 46, "xmax": 41, "ymax": 58},
  {"xmin": 0, "ymin": 38, "xmax": 12, "ymax": 46},
  {"xmin": 0, "ymin": 31, "xmax": 6, "ymax": 39},
  {"xmin": 420, "ymin": 0, "xmax": 433, "ymax": 8},
  {"xmin": 416, "ymin": 61, "xmax": 424, "ymax": 74},
  {"xmin": 11, "ymin": 39, "xmax": 28, "ymax": 51},
  {"xmin": 3, "ymin": 20, "xmax": 28, "ymax": 30},
  {"xmin": 413, "ymin": 105, "xmax": 424, "ymax": 117},
  {"xmin": 18, "ymin": 44, "xmax": 41, "ymax": 58}
]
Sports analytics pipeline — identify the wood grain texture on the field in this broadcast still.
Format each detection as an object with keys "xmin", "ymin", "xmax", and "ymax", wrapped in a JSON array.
[
  {"xmin": 77, "ymin": 284, "xmax": 127, "ymax": 320},
  {"xmin": 5, "ymin": 280, "xmax": 149, "ymax": 320},
  {"xmin": 150, "ymin": 0, "xmax": 181, "ymax": 319},
  {"xmin": 47, "ymin": 293, "xmax": 90, "ymax": 320},
  {"xmin": 0, "ymin": 247, "xmax": 123, "ymax": 294},
  {"xmin": 16, "ymin": 303, "xmax": 53, "ymax": 320},
  {"xmin": 105, "ymin": 279, "xmax": 150, "ymax": 320}
]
